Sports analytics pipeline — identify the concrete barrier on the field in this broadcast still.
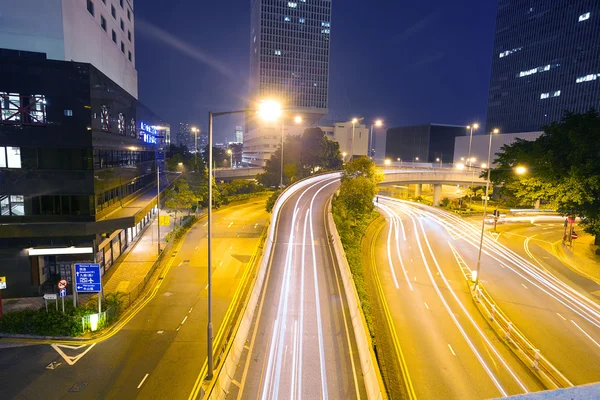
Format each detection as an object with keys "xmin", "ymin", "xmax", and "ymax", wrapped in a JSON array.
[
  {"xmin": 204, "ymin": 172, "xmax": 341, "ymax": 399},
  {"xmin": 325, "ymin": 200, "xmax": 387, "ymax": 400}
]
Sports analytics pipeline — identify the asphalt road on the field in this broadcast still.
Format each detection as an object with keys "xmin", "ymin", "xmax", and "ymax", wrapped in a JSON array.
[
  {"xmin": 229, "ymin": 177, "xmax": 366, "ymax": 400},
  {"xmin": 0, "ymin": 200, "xmax": 269, "ymax": 400},
  {"xmin": 377, "ymin": 197, "xmax": 600, "ymax": 395},
  {"xmin": 375, "ymin": 199, "xmax": 543, "ymax": 399}
]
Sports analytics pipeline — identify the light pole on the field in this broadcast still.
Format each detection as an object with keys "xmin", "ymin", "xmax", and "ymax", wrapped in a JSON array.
[
  {"xmin": 342, "ymin": 152, "xmax": 347, "ymax": 163},
  {"xmin": 436, "ymin": 157, "xmax": 442, "ymax": 168},
  {"xmin": 473, "ymin": 128, "xmax": 499, "ymax": 289},
  {"xmin": 226, "ymin": 149, "xmax": 233, "ymax": 168},
  {"xmin": 466, "ymin": 123, "xmax": 479, "ymax": 172},
  {"xmin": 369, "ymin": 119, "xmax": 382, "ymax": 159},
  {"xmin": 350, "ymin": 118, "xmax": 358, "ymax": 160},
  {"xmin": 191, "ymin": 127, "xmax": 199, "ymax": 166},
  {"xmin": 279, "ymin": 115, "xmax": 302, "ymax": 188}
]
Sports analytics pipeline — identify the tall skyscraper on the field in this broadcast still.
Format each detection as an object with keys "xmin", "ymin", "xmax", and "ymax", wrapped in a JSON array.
[
  {"xmin": 0, "ymin": 0, "xmax": 137, "ymax": 98},
  {"xmin": 486, "ymin": 1, "xmax": 600, "ymax": 133},
  {"xmin": 249, "ymin": 0, "xmax": 331, "ymax": 125},
  {"xmin": 235, "ymin": 126, "xmax": 244, "ymax": 143}
]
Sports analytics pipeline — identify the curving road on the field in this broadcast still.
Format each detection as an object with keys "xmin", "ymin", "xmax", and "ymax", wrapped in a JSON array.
[
  {"xmin": 377, "ymin": 196, "xmax": 600, "ymax": 397},
  {"xmin": 229, "ymin": 177, "xmax": 366, "ymax": 400}
]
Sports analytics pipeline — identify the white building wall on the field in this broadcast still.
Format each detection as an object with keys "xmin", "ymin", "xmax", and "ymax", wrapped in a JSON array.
[
  {"xmin": 0, "ymin": 0, "xmax": 65, "ymax": 59},
  {"xmin": 453, "ymin": 131, "xmax": 543, "ymax": 167},
  {"xmin": 0, "ymin": 0, "xmax": 137, "ymax": 98},
  {"xmin": 327, "ymin": 122, "xmax": 369, "ymax": 159},
  {"xmin": 62, "ymin": 0, "xmax": 137, "ymax": 98}
]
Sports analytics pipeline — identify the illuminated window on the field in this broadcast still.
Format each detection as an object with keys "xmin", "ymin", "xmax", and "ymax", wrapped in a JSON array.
[
  {"xmin": 118, "ymin": 113, "xmax": 125, "ymax": 135},
  {"xmin": 321, "ymin": 29, "xmax": 330, "ymax": 34},
  {"xmin": 540, "ymin": 91, "xmax": 561, "ymax": 100},
  {"xmin": 576, "ymin": 73, "xmax": 598, "ymax": 83},
  {"xmin": 0, "ymin": 146, "xmax": 21, "ymax": 168},
  {"xmin": 284, "ymin": 16, "xmax": 291, "ymax": 22},
  {"xmin": 540, "ymin": 93, "xmax": 549, "ymax": 99},
  {"xmin": 0, "ymin": 194, "xmax": 24, "ymax": 216},
  {"xmin": 579, "ymin": 12, "xmax": 590, "ymax": 22},
  {"xmin": 288, "ymin": 2, "xmax": 297, "ymax": 7},
  {"xmin": 87, "ymin": 0, "xmax": 95, "ymax": 16},
  {"xmin": 321, "ymin": 22, "xmax": 330, "ymax": 27},
  {"xmin": 499, "ymin": 47, "xmax": 522, "ymax": 58},
  {"xmin": 64, "ymin": 109, "xmax": 73, "ymax": 116},
  {"xmin": 553, "ymin": 90, "xmax": 561, "ymax": 97},
  {"xmin": 518, "ymin": 64, "xmax": 557, "ymax": 77},
  {"xmin": 101, "ymin": 105, "xmax": 111, "ymax": 132},
  {"xmin": 0, "ymin": 93, "xmax": 46, "ymax": 125},
  {"xmin": 129, "ymin": 118, "xmax": 137, "ymax": 138},
  {"xmin": 299, "ymin": 18, "xmax": 305, "ymax": 23},
  {"xmin": 274, "ymin": 50, "xmax": 281, "ymax": 55}
]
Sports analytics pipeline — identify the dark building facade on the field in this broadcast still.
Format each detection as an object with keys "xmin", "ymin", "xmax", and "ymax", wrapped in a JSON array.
[
  {"xmin": 0, "ymin": 54, "xmax": 168, "ymax": 297},
  {"xmin": 486, "ymin": 1, "xmax": 600, "ymax": 133},
  {"xmin": 385, "ymin": 124, "xmax": 466, "ymax": 163}
]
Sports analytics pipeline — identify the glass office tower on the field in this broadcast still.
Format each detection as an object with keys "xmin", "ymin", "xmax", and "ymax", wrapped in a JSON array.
[
  {"xmin": 486, "ymin": 1, "xmax": 600, "ymax": 133},
  {"xmin": 249, "ymin": 0, "xmax": 331, "ymax": 125}
]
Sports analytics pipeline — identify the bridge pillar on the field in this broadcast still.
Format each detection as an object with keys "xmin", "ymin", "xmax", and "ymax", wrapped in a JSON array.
[
  {"xmin": 433, "ymin": 184, "xmax": 442, "ymax": 206},
  {"xmin": 414, "ymin": 184, "xmax": 422, "ymax": 197}
]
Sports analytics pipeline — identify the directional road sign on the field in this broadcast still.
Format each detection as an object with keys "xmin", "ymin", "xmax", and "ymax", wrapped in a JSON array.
[
  {"xmin": 74, "ymin": 263, "xmax": 102, "ymax": 293},
  {"xmin": 59, "ymin": 289, "xmax": 67, "ymax": 297},
  {"xmin": 0, "ymin": 276, "xmax": 6, "ymax": 290}
]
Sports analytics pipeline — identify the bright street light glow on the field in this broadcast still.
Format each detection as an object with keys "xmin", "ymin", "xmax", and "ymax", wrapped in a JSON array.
[
  {"xmin": 191, "ymin": 127, "xmax": 199, "ymax": 133},
  {"xmin": 436, "ymin": 157, "xmax": 440, "ymax": 162},
  {"xmin": 397, "ymin": 158, "xmax": 401, "ymax": 161},
  {"xmin": 178, "ymin": 162, "xmax": 183, "ymax": 166},
  {"xmin": 294, "ymin": 115, "xmax": 303, "ymax": 124},
  {"xmin": 456, "ymin": 163, "xmax": 465, "ymax": 170},
  {"xmin": 375, "ymin": 119, "xmax": 383, "ymax": 127},
  {"xmin": 415, "ymin": 157, "xmax": 419, "ymax": 161},
  {"xmin": 351, "ymin": 118, "xmax": 358, "ymax": 124},
  {"xmin": 384, "ymin": 158, "xmax": 391, "ymax": 165},
  {"xmin": 461, "ymin": 157, "xmax": 465, "ymax": 161},
  {"xmin": 515, "ymin": 166, "xmax": 527, "ymax": 175},
  {"xmin": 473, "ymin": 123, "xmax": 479, "ymax": 129},
  {"xmin": 493, "ymin": 128, "xmax": 500, "ymax": 134},
  {"xmin": 258, "ymin": 100, "xmax": 282, "ymax": 121},
  {"xmin": 481, "ymin": 163, "xmax": 487, "ymax": 168},
  {"xmin": 470, "ymin": 157, "xmax": 476, "ymax": 163},
  {"xmin": 226, "ymin": 149, "xmax": 232, "ymax": 154}
]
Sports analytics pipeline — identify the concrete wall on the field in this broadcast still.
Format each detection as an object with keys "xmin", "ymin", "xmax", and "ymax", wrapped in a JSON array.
[
  {"xmin": 453, "ymin": 131, "xmax": 543, "ymax": 166},
  {"xmin": 0, "ymin": 0, "xmax": 65, "ymax": 59}
]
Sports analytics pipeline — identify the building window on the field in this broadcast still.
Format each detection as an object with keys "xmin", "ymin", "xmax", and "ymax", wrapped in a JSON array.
[
  {"xmin": 128, "ymin": 51, "xmax": 132, "ymax": 62},
  {"xmin": 579, "ymin": 12, "xmax": 591, "ymax": 22},
  {"xmin": 118, "ymin": 113, "xmax": 125, "ymax": 135},
  {"xmin": 274, "ymin": 50, "xmax": 281, "ymax": 55},
  {"xmin": 64, "ymin": 109, "xmax": 73, "ymax": 116},
  {"xmin": 299, "ymin": 18, "xmax": 305, "ymax": 23},
  {"xmin": 101, "ymin": 15, "xmax": 107, "ymax": 31},
  {"xmin": 321, "ymin": 22, "xmax": 330, "ymax": 27},
  {"xmin": 0, "ymin": 146, "xmax": 21, "ymax": 168},
  {"xmin": 121, "ymin": 41, "xmax": 125, "ymax": 53},
  {"xmin": 0, "ymin": 195, "xmax": 24, "ymax": 216},
  {"xmin": 288, "ymin": 2, "xmax": 297, "ymax": 7},
  {"xmin": 499, "ymin": 47, "xmax": 522, "ymax": 58},
  {"xmin": 0, "ymin": 93, "xmax": 46, "ymax": 125},
  {"xmin": 87, "ymin": 0, "xmax": 95, "ymax": 16},
  {"xmin": 111, "ymin": 4, "xmax": 116, "ymax": 18},
  {"xmin": 127, "ymin": 9, "xmax": 131, "ymax": 21},
  {"xmin": 130, "ymin": 118, "xmax": 136, "ymax": 138},
  {"xmin": 120, "ymin": 0, "xmax": 123, "ymax": 8},
  {"xmin": 322, "ymin": 29, "xmax": 330, "ymax": 34},
  {"xmin": 112, "ymin": 30, "xmax": 117, "ymax": 43},
  {"xmin": 576, "ymin": 73, "xmax": 598, "ymax": 83},
  {"xmin": 284, "ymin": 16, "xmax": 291, "ymax": 22},
  {"xmin": 128, "ymin": 30, "xmax": 132, "ymax": 41},
  {"xmin": 540, "ymin": 91, "xmax": 561, "ymax": 99},
  {"xmin": 518, "ymin": 64, "xmax": 557, "ymax": 77},
  {"xmin": 101, "ymin": 105, "xmax": 111, "ymax": 132},
  {"xmin": 120, "ymin": 19, "xmax": 124, "ymax": 31}
]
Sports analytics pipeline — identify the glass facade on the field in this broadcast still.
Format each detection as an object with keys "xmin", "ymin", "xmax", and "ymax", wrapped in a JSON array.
[
  {"xmin": 250, "ymin": 0, "xmax": 331, "ymax": 121},
  {"xmin": 486, "ymin": 1, "xmax": 600, "ymax": 133}
]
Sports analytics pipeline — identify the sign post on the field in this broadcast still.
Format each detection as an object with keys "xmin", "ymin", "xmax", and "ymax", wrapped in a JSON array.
[
  {"xmin": 58, "ymin": 278, "xmax": 68, "ymax": 314},
  {"xmin": 74, "ymin": 263, "xmax": 102, "ymax": 313},
  {"xmin": 0, "ymin": 276, "xmax": 6, "ymax": 318}
]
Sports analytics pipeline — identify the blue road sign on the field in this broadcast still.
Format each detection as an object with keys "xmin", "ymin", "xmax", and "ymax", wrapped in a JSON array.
[
  {"xmin": 74, "ymin": 263, "xmax": 102, "ymax": 293},
  {"xmin": 59, "ymin": 288, "xmax": 67, "ymax": 297}
]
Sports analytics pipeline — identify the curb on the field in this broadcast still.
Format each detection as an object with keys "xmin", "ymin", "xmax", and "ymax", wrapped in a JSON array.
[{"xmin": 552, "ymin": 240, "xmax": 600, "ymax": 286}]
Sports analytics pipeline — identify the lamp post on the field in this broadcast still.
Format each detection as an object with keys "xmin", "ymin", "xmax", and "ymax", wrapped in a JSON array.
[
  {"xmin": 342, "ymin": 152, "xmax": 347, "ymax": 163},
  {"xmin": 191, "ymin": 127, "xmax": 199, "ymax": 166},
  {"xmin": 205, "ymin": 100, "xmax": 281, "ymax": 380},
  {"xmin": 473, "ymin": 128, "xmax": 499, "ymax": 289},
  {"xmin": 466, "ymin": 123, "xmax": 479, "ymax": 172},
  {"xmin": 226, "ymin": 149, "xmax": 233, "ymax": 168},
  {"xmin": 369, "ymin": 119, "xmax": 382, "ymax": 159},
  {"xmin": 279, "ymin": 115, "xmax": 302, "ymax": 188},
  {"xmin": 436, "ymin": 157, "xmax": 442, "ymax": 168},
  {"xmin": 350, "ymin": 118, "xmax": 358, "ymax": 160}
]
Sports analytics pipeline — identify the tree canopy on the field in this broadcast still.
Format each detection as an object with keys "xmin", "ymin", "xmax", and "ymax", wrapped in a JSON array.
[
  {"xmin": 256, "ymin": 127, "xmax": 342, "ymax": 187},
  {"xmin": 491, "ymin": 110, "xmax": 600, "ymax": 242}
]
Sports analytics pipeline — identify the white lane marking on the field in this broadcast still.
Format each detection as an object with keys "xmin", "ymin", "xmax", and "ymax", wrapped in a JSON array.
[
  {"xmin": 178, "ymin": 261, "xmax": 183, "ymax": 266},
  {"xmin": 181, "ymin": 316, "xmax": 188, "ymax": 325},
  {"xmin": 414, "ymin": 276, "xmax": 416, "ymax": 282},
  {"xmin": 522, "ymin": 284, "xmax": 528, "ymax": 289},
  {"xmin": 203, "ymin": 222, "xmax": 208, "ymax": 227},
  {"xmin": 57, "ymin": 344, "xmax": 86, "ymax": 350},
  {"xmin": 556, "ymin": 313, "xmax": 566, "ymax": 321},
  {"xmin": 137, "ymin": 373, "xmax": 149, "ymax": 389},
  {"xmin": 290, "ymin": 320, "xmax": 299, "ymax": 400},
  {"xmin": 571, "ymin": 320, "xmax": 600, "ymax": 348},
  {"xmin": 424, "ymin": 302, "xmax": 429, "ymax": 310},
  {"xmin": 195, "ymin": 246, "xmax": 198, "ymax": 250},
  {"xmin": 384, "ymin": 211, "xmax": 400, "ymax": 289},
  {"xmin": 254, "ymin": 223, "xmax": 259, "ymax": 229},
  {"xmin": 51, "ymin": 343, "xmax": 96, "ymax": 366},
  {"xmin": 448, "ymin": 344, "xmax": 456, "ymax": 356},
  {"xmin": 189, "ymin": 307, "xmax": 193, "ymax": 313},
  {"xmin": 157, "ymin": 330, "xmax": 164, "ymax": 334},
  {"xmin": 228, "ymin": 222, "xmax": 233, "ymax": 228}
]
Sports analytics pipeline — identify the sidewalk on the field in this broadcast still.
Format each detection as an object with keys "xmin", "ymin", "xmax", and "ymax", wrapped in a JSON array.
[
  {"xmin": 553, "ymin": 232, "xmax": 600, "ymax": 285},
  {"xmin": 1, "ymin": 209, "xmax": 178, "ymax": 314}
]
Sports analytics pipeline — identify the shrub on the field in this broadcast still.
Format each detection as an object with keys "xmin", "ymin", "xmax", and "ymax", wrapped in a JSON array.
[{"xmin": 266, "ymin": 189, "xmax": 281, "ymax": 213}]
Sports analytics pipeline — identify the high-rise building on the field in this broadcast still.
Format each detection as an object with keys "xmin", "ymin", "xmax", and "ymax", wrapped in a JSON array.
[
  {"xmin": 385, "ymin": 124, "xmax": 466, "ymax": 163},
  {"xmin": 178, "ymin": 123, "xmax": 195, "ymax": 151},
  {"xmin": 235, "ymin": 126, "xmax": 244, "ymax": 143},
  {"xmin": 249, "ymin": 0, "xmax": 331, "ymax": 125},
  {"xmin": 486, "ymin": 1, "xmax": 600, "ymax": 133},
  {"xmin": 0, "ymin": 0, "xmax": 138, "ymax": 98}
]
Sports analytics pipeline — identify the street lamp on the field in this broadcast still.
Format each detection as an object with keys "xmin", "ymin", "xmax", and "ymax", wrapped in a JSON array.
[
  {"xmin": 369, "ymin": 119, "xmax": 383, "ymax": 158},
  {"xmin": 205, "ymin": 100, "xmax": 281, "ymax": 380},
  {"xmin": 351, "ymin": 118, "xmax": 358, "ymax": 160},
  {"xmin": 415, "ymin": 157, "xmax": 419, "ymax": 162},
  {"xmin": 456, "ymin": 163, "xmax": 465, "ymax": 170},
  {"xmin": 294, "ymin": 115, "xmax": 303, "ymax": 124},
  {"xmin": 384, "ymin": 158, "xmax": 391, "ymax": 166},
  {"xmin": 473, "ymin": 128, "xmax": 500, "ymax": 289},
  {"xmin": 436, "ymin": 157, "xmax": 442, "ymax": 168},
  {"xmin": 466, "ymin": 123, "xmax": 479, "ymax": 171},
  {"xmin": 226, "ymin": 149, "xmax": 233, "ymax": 168},
  {"xmin": 515, "ymin": 166, "xmax": 527, "ymax": 175},
  {"xmin": 342, "ymin": 152, "xmax": 347, "ymax": 162}
]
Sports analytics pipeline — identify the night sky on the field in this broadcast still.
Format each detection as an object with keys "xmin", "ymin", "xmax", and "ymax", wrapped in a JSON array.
[{"xmin": 135, "ymin": 0, "xmax": 498, "ymax": 143}]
